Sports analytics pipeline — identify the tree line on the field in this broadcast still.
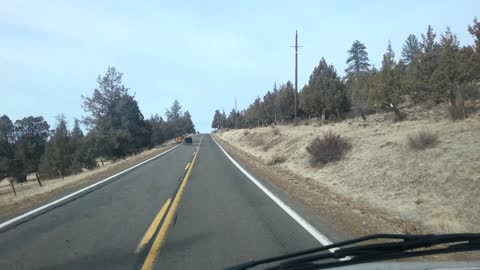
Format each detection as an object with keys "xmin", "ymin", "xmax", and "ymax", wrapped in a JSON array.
[
  {"xmin": 1, "ymin": 67, "xmax": 195, "ymax": 182},
  {"xmin": 212, "ymin": 18, "xmax": 480, "ymax": 129}
]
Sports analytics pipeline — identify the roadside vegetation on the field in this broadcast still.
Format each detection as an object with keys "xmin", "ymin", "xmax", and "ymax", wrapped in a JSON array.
[
  {"xmin": 306, "ymin": 132, "xmax": 352, "ymax": 166},
  {"xmin": 212, "ymin": 18, "xmax": 480, "ymax": 233},
  {"xmin": 211, "ymin": 18, "xmax": 480, "ymax": 129},
  {"xmin": 407, "ymin": 129, "xmax": 439, "ymax": 150},
  {"xmin": 0, "ymin": 67, "xmax": 196, "ymax": 183}
]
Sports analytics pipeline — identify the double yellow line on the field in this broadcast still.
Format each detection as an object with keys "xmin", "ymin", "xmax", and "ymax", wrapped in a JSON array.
[{"xmin": 137, "ymin": 137, "xmax": 203, "ymax": 270}]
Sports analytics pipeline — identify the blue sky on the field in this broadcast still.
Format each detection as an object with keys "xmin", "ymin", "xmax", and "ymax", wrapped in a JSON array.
[{"xmin": 1, "ymin": 0, "xmax": 478, "ymax": 132}]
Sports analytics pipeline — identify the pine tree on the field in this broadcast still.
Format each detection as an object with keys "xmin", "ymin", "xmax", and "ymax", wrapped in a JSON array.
[
  {"xmin": 211, "ymin": 110, "xmax": 222, "ymax": 129},
  {"xmin": 303, "ymin": 59, "xmax": 349, "ymax": 120},
  {"xmin": 39, "ymin": 115, "xmax": 71, "ymax": 178},
  {"xmin": 402, "ymin": 34, "xmax": 422, "ymax": 64},
  {"xmin": 13, "ymin": 116, "xmax": 50, "ymax": 177},
  {"xmin": 432, "ymin": 27, "xmax": 466, "ymax": 119},
  {"xmin": 379, "ymin": 41, "xmax": 406, "ymax": 120},
  {"xmin": 345, "ymin": 40, "xmax": 370, "ymax": 120},
  {"xmin": 82, "ymin": 66, "xmax": 150, "ymax": 159},
  {"xmin": 413, "ymin": 25, "xmax": 440, "ymax": 102},
  {"xmin": 183, "ymin": 111, "xmax": 196, "ymax": 134},
  {"xmin": 468, "ymin": 17, "xmax": 480, "ymax": 79},
  {"xmin": 70, "ymin": 119, "xmax": 91, "ymax": 172},
  {"xmin": 274, "ymin": 81, "xmax": 295, "ymax": 122},
  {"xmin": 0, "ymin": 115, "xmax": 14, "ymax": 179},
  {"xmin": 345, "ymin": 40, "xmax": 370, "ymax": 77}
]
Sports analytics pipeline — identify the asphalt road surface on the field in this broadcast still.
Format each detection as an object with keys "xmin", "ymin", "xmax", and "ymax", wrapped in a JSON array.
[{"xmin": 0, "ymin": 134, "xmax": 340, "ymax": 270}]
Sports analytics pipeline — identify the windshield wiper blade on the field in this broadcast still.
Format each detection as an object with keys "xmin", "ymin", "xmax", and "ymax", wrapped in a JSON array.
[{"xmin": 225, "ymin": 233, "xmax": 480, "ymax": 270}]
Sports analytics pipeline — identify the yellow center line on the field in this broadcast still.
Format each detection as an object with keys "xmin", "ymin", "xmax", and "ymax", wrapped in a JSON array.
[
  {"xmin": 185, "ymin": 162, "xmax": 191, "ymax": 171},
  {"xmin": 135, "ymin": 198, "xmax": 172, "ymax": 254},
  {"xmin": 140, "ymin": 136, "xmax": 203, "ymax": 270}
]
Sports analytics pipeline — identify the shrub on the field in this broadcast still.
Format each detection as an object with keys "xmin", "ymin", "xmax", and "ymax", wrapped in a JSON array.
[
  {"xmin": 304, "ymin": 120, "xmax": 310, "ymax": 126},
  {"xmin": 407, "ymin": 129, "xmax": 439, "ymax": 150},
  {"xmin": 306, "ymin": 132, "xmax": 352, "ymax": 166},
  {"xmin": 272, "ymin": 127, "xmax": 281, "ymax": 136},
  {"xmin": 249, "ymin": 136, "xmax": 265, "ymax": 147},
  {"xmin": 268, "ymin": 154, "xmax": 287, "ymax": 165},
  {"xmin": 243, "ymin": 130, "xmax": 250, "ymax": 136},
  {"xmin": 392, "ymin": 111, "xmax": 407, "ymax": 122}
]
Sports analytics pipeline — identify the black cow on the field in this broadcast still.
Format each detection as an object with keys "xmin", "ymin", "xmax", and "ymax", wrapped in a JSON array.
[{"xmin": 184, "ymin": 137, "xmax": 193, "ymax": 146}]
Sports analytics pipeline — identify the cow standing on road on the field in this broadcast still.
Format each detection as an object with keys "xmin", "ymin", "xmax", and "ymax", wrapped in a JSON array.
[{"xmin": 184, "ymin": 137, "xmax": 193, "ymax": 146}]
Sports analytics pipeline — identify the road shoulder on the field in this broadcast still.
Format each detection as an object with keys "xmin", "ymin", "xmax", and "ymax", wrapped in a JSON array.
[{"xmin": 213, "ymin": 135, "xmax": 421, "ymax": 237}]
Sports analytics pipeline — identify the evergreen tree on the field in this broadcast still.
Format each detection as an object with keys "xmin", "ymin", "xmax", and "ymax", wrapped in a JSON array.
[
  {"xmin": 148, "ymin": 114, "xmax": 168, "ymax": 146},
  {"xmin": 165, "ymin": 99, "xmax": 184, "ymax": 137},
  {"xmin": 211, "ymin": 110, "xmax": 222, "ymax": 129},
  {"xmin": 0, "ymin": 115, "xmax": 14, "ymax": 179},
  {"xmin": 379, "ymin": 41, "xmax": 406, "ymax": 120},
  {"xmin": 39, "ymin": 115, "xmax": 71, "ymax": 178},
  {"xmin": 82, "ymin": 67, "xmax": 151, "ymax": 159},
  {"xmin": 432, "ymin": 27, "xmax": 466, "ymax": 119},
  {"xmin": 274, "ymin": 81, "xmax": 295, "ymax": 122},
  {"xmin": 345, "ymin": 40, "xmax": 370, "ymax": 120},
  {"xmin": 413, "ymin": 25, "xmax": 440, "ymax": 102},
  {"xmin": 468, "ymin": 17, "xmax": 480, "ymax": 79},
  {"xmin": 401, "ymin": 34, "xmax": 422, "ymax": 64},
  {"xmin": 183, "ymin": 111, "xmax": 196, "ymax": 134},
  {"xmin": 303, "ymin": 59, "xmax": 349, "ymax": 120},
  {"xmin": 13, "ymin": 116, "xmax": 50, "ymax": 176},
  {"xmin": 263, "ymin": 86, "xmax": 279, "ymax": 124},
  {"xmin": 345, "ymin": 40, "xmax": 370, "ymax": 77}
]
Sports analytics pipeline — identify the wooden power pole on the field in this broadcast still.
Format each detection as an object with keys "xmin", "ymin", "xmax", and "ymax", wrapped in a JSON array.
[{"xmin": 291, "ymin": 30, "xmax": 302, "ymax": 121}]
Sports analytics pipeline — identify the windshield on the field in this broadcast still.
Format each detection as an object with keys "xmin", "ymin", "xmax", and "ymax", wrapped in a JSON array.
[{"xmin": 0, "ymin": 1, "xmax": 479, "ymax": 270}]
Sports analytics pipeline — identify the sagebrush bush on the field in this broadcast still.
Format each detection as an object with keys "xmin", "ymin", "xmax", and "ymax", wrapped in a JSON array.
[
  {"xmin": 243, "ymin": 130, "xmax": 250, "ymax": 136},
  {"xmin": 306, "ymin": 132, "xmax": 352, "ymax": 166},
  {"xmin": 272, "ymin": 127, "xmax": 281, "ymax": 136},
  {"xmin": 268, "ymin": 154, "xmax": 287, "ymax": 165},
  {"xmin": 392, "ymin": 111, "xmax": 407, "ymax": 122},
  {"xmin": 249, "ymin": 136, "xmax": 265, "ymax": 147},
  {"xmin": 407, "ymin": 129, "xmax": 439, "ymax": 150}
]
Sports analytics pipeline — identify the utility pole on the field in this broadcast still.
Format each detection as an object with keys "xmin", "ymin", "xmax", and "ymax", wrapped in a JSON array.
[
  {"xmin": 290, "ymin": 30, "xmax": 302, "ymax": 121},
  {"xmin": 234, "ymin": 96, "xmax": 237, "ymax": 124}
]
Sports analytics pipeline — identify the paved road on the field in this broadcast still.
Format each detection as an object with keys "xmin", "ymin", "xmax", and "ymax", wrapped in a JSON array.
[{"xmin": 0, "ymin": 134, "xmax": 339, "ymax": 270}]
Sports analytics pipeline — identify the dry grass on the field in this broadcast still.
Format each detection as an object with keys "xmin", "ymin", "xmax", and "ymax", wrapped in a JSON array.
[
  {"xmin": 272, "ymin": 126, "xmax": 281, "ymax": 136},
  {"xmin": 247, "ymin": 134, "xmax": 265, "ymax": 148},
  {"xmin": 407, "ymin": 129, "xmax": 439, "ymax": 150},
  {"xmin": 216, "ymin": 109, "xmax": 480, "ymax": 233},
  {"xmin": 267, "ymin": 154, "xmax": 288, "ymax": 165},
  {"xmin": 306, "ymin": 132, "xmax": 352, "ymax": 166}
]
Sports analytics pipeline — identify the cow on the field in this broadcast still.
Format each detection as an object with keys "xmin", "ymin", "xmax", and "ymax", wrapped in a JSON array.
[
  {"xmin": 184, "ymin": 137, "xmax": 193, "ymax": 146},
  {"xmin": 175, "ymin": 136, "xmax": 184, "ymax": 144}
]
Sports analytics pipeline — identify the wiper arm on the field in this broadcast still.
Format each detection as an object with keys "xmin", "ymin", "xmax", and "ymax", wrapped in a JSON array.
[{"xmin": 225, "ymin": 233, "xmax": 480, "ymax": 270}]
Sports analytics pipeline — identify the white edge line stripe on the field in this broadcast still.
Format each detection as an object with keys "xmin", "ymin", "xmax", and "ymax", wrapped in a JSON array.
[
  {"xmin": 211, "ymin": 135, "xmax": 341, "ymax": 254},
  {"xmin": 0, "ymin": 144, "xmax": 180, "ymax": 230}
]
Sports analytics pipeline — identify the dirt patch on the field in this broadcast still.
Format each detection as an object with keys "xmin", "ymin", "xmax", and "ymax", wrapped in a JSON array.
[{"xmin": 0, "ymin": 142, "xmax": 177, "ymax": 222}]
